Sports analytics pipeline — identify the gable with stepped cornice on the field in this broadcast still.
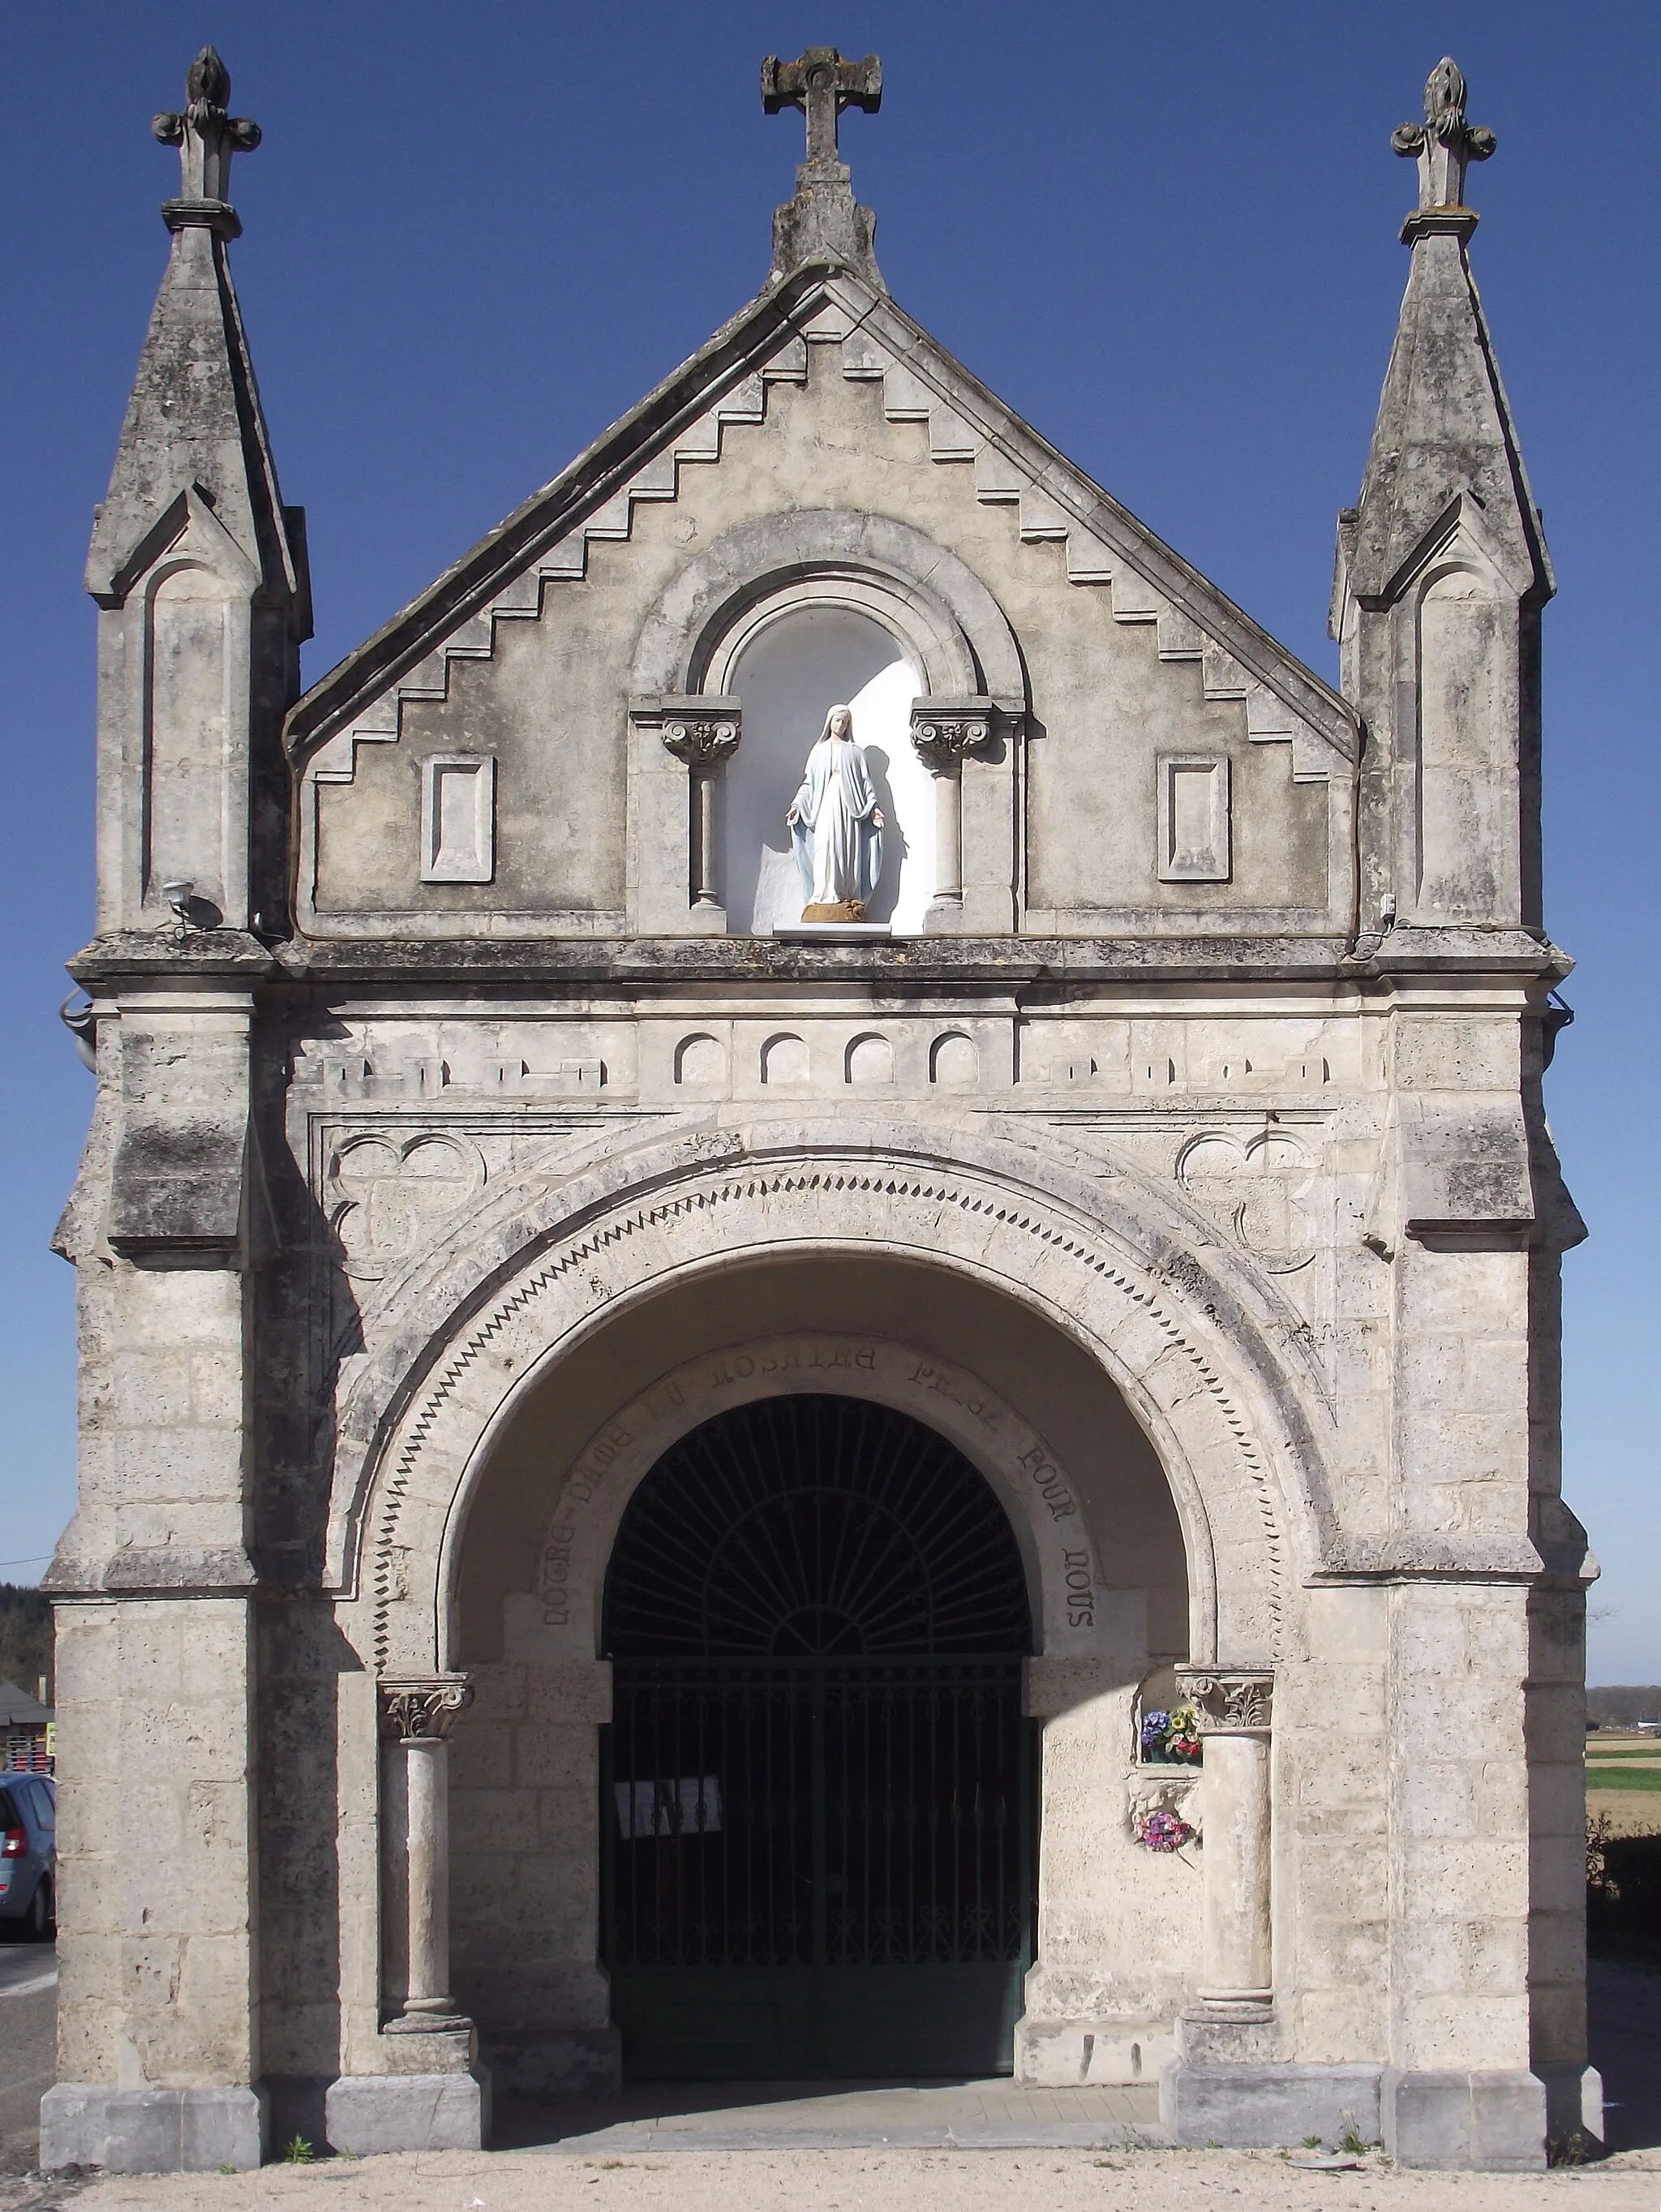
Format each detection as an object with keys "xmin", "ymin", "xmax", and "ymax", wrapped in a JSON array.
[{"xmin": 288, "ymin": 264, "xmax": 1358, "ymax": 940}]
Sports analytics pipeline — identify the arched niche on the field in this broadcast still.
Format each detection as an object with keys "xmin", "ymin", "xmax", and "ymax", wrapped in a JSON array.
[
  {"xmin": 719, "ymin": 602, "xmax": 933, "ymax": 934},
  {"xmin": 628, "ymin": 511, "xmax": 1027, "ymax": 937}
]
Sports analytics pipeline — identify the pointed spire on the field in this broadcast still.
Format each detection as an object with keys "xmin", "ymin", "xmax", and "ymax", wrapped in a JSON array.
[
  {"xmin": 761, "ymin": 46, "xmax": 885, "ymax": 290},
  {"xmin": 152, "ymin": 45, "xmax": 262, "ymax": 238},
  {"xmin": 1335, "ymin": 59, "xmax": 1552, "ymax": 938},
  {"xmin": 88, "ymin": 46, "xmax": 303, "ymax": 615},
  {"xmin": 85, "ymin": 49, "xmax": 307, "ymax": 939},
  {"xmin": 1341, "ymin": 57, "xmax": 1547, "ymax": 610}
]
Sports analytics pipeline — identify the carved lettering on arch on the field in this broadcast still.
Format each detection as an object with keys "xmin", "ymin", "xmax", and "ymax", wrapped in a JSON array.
[{"xmin": 529, "ymin": 1335, "xmax": 1099, "ymax": 1650}]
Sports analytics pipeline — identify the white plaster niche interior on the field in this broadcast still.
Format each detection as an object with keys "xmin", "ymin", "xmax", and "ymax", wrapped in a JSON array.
[{"xmin": 721, "ymin": 603, "xmax": 934, "ymax": 934}]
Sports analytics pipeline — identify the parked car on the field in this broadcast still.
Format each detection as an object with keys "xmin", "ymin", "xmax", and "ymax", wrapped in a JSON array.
[{"xmin": 0, "ymin": 1772, "xmax": 54, "ymax": 1938}]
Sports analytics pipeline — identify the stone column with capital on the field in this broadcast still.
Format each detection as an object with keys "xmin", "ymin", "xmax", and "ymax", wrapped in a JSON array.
[
  {"xmin": 1179, "ymin": 1668, "xmax": 1275, "ymax": 2013},
  {"xmin": 910, "ymin": 701, "xmax": 1000, "ymax": 922},
  {"xmin": 378, "ymin": 1678, "xmax": 473, "ymax": 2032},
  {"xmin": 1161, "ymin": 1665, "xmax": 1378, "ymax": 2151},
  {"xmin": 659, "ymin": 707, "xmax": 741, "ymax": 910},
  {"xmin": 627, "ymin": 698, "xmax": 740, "ymax": 933}
]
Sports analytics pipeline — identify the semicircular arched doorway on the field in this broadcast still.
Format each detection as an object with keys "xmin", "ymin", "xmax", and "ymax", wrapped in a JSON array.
[{"xmin": 600, "ymin": 1393, "xmax": 1036, "ymax": 2080}]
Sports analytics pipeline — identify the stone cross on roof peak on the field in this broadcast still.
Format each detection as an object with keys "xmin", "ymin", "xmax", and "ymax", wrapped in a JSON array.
[
  {"xmin": 761, "ymin": 45, "xmax": 885, "ymax": 292},
  {"xmin": 152, "ymin": 46, "xmax": 261, "ymax": 238},
  {"xmin": 1392, "ymin": 58, "xmax": 1495, "ymax": 232},
  {"xmin": 762, "ymin": 46, "xmax": 882, "ymax": 172}
]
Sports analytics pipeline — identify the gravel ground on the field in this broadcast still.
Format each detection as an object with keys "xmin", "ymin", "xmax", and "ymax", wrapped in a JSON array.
[{"xmin": 4, "ymin": 2145, "xmax": 1661, "ymax": 2212}]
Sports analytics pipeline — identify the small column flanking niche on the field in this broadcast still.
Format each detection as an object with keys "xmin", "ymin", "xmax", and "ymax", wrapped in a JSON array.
[
  {"xmin": 378, "ymin": 1677, "xmax": 474, "ymax": 2032},
  {"xmin": 909, "ymin": 698, "xmax": 1007, "ymax": 929},
  {"xmin": 1176, "ymin": 1666, "xmax": 1273, "ymax": 2012},
  {"xmin": 629, "ymin": 697, "xmax": 741, "ymax": 932}
]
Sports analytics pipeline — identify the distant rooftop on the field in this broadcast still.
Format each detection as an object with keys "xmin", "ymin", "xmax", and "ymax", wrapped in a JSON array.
[{"xmin": 0, "ymin": 1680, "xmax": 52, "ymax": 1726}]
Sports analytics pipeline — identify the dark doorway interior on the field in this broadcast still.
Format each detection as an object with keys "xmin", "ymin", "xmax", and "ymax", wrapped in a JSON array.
[{"xmin": 599, "ymin": 1392, "xmax": 1036, "ymax": 2080}]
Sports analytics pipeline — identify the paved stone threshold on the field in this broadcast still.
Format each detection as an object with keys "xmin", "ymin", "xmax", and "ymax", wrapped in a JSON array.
[{"xmin": 499, "ymin": 2078, "xmax": 1168, "ymax": 2152}]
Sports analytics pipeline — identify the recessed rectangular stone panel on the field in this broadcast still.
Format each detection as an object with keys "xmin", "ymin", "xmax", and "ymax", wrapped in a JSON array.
[
  {"xmin": 1158, "ymin": 755, "xmax": 1230, "ymax": 883},
  {"xmin": 420, "ymin": 756, "xmax": 496, "ymax": 884}
]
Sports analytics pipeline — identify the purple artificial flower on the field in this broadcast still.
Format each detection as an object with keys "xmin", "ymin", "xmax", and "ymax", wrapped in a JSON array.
[
  {"xmin": 1140, "ymin": 1709, "xmax": 1171, "ymax": 1758},
  {"xmin": 1135, "ymin": 1808, "xmax": 1196, "ymax": 1853}
]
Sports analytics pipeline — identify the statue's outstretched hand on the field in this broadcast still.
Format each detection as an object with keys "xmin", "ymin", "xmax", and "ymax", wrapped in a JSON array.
[
  {"xmin": 872, "ymin": 810, "xmax": 884, "ymax": 830},
  {"xmin": 786, "ymin": 805, "xmax": 800, "ymax": 827}
]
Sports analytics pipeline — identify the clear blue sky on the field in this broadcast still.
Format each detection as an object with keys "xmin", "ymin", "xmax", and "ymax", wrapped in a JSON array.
[{"xmin": 2, "ymin": 4, "xmax": 1655, "ymax": 1680}]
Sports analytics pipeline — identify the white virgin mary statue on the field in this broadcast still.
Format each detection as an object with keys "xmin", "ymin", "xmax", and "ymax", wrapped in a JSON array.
[{"xmin": 787, "ymin": 704, "xmax": 885, "ymax": 921}]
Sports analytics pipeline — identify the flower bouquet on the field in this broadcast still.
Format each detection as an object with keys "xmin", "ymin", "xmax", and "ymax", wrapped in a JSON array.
[
  {"xmin": 1133, "ymin": 1806, "xmax": 1196, "ymax": 1853},
  {"xmin": 1139, "ymin": 1702, "xmax": 1202, "ymax": 1764}
]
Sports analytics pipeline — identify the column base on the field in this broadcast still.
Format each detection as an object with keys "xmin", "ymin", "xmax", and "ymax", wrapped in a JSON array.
[
  {"xmin": 1161, "ymin": 2060, "xmax": 1381, "ymax": 2150},
  {"xmin": 1174, "ymin": 2001, "xmax": 1280, "ymax": 2067},
  {"xmin": 1537, "ymin": 2063, "xmax": 1604, "ymax": 2148},
  {"xmin": 40, "ymin": 2085, "xmax": 267, "ymax": 2174},
  {"xmin": 1380, "ymin": 2068, "xmax": 1547, "ymax": 2171},
  {"xmin": 480, "ymin": 2029, "xmax": 622, "ymax": 2098},
  {"xmin": 324, "ymin": 2070, "xmax": 490, "ymax": 2155}
]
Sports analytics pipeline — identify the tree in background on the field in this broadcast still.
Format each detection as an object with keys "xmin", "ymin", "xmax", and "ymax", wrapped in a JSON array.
[{"xmin": 1588, "ymin": 1686, "xmax": 1661, "ymax": 1727}]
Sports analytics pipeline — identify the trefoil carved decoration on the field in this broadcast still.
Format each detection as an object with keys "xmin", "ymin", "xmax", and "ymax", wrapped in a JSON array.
[{"xmin": 1177, "ymin": 1129, "xmax": 1319, "ymax": 1276}]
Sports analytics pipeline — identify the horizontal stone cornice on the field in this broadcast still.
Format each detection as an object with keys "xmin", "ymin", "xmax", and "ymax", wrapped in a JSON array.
[
  {"xmin": 1306, "ymin": 1534, "xmax": 1545, "ymax": 1583},
  {"xmin": 42, "ymin": 1548, "xmax": 258, "ymax": 1597},
  {"xmin": 64, "ymin": 933, "xmax": 1572, "ymax": 999}
]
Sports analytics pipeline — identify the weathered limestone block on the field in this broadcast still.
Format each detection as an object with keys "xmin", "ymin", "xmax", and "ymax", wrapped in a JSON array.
[{"xmin": 44, "ymin": 1597, "xmax": 261, "ymax": 2172}]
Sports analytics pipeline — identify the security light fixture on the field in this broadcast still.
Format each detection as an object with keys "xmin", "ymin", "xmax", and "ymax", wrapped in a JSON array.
[{"xmin": 58, "ymin": 994, "xmax": 96, "ymax": 1072}]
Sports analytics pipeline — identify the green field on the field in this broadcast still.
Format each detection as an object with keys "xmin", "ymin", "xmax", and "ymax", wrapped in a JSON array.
[
  {"xmin": 1586, "ymin": 1741, "xmax": 1661, "ymax": 1757},
  {"xmin": 1586, "ymin": 1766, "xmax": 1661, "ymax": 1791}
]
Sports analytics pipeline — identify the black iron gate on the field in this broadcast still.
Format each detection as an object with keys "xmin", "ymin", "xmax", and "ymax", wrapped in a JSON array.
[{"xmin": 599, "ymin": 1394, "xmax": 1036, "ymax": 2080}]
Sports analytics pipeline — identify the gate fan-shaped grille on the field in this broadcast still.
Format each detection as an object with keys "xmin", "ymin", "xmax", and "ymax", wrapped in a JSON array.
[{"xmin": 604, "ymin": 1394, "xmax": 1031, "ymax": 1657}]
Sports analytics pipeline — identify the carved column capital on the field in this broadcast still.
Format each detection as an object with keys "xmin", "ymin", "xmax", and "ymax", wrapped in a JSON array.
[
  {"xmin": 1176, "ymin": 1666, "xmax": 1273, "ymax": 1737},
  {"xmin": 378, "ymin": 1676, "xmax": 473, "ymax": 1744},
  {"xmin": 909, "ymin": 698, "xmax": 1003, "ymax": 773},
  {"xmin": 662, "ymin": 715, "xmax": 740, "ymax": 767},
  {"xmin": 630, "ymin": 695, "xmax": 742, "ymax": 766}
]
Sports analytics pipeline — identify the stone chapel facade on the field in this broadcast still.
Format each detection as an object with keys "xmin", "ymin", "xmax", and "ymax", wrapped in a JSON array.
[{"xmin": 42, "ymin": 45, "xmax": 1596, "ymax": 2175}]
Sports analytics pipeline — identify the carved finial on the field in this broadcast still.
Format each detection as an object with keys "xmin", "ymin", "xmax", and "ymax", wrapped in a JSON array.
[
  {"xmin": 1391, "ymin": 57, "xmax": 1495, "ymax": 224},
  {"xmin": 152, "ymin": 46, "xmax": 261, "ymax": 236},
  {"xmin": 762, "ymin": 46, "xmax": 882, "ymax": 170},
  {"xmin": 760, "ymin": 47, "xmax": 885, "ymax": 289}
]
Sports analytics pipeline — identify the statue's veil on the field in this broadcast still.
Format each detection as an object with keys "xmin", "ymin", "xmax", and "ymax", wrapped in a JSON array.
[{"xmin": 818, "ymin": 704, "xmax": 854, "ymax": 745}]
